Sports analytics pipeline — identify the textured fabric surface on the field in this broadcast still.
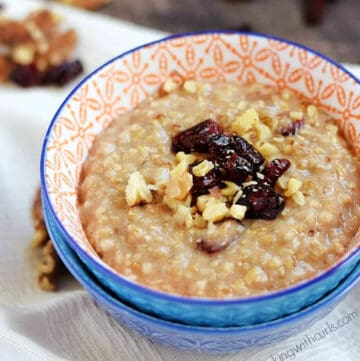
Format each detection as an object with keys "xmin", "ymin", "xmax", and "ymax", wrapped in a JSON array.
[{"xmin": 0, "ymin": 1, "xmax": 359, "ymax": 360}]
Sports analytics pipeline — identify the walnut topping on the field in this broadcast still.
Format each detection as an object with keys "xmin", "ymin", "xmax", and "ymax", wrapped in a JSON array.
[
  {"xmin": 307, "ymin": 105, "xmax": 318, "ymax": 123},
  {"xmin": 258, "ymin": 142, "xmax": 279, "ymax": 157},
  {"xmin": 31, "ymin": 188, "xmax": 67, "ymax": 291},
  {"xmin": 220, "ymin": 181, "xmax": 240, "ymax": 197},
  {"xmin": 164, "ymin": 161, "xmax": 193, "ymax": 200},
  {"xmin": 159, "ymin": 71, "xmax": 185, "ymax": 96},
  {"xmin": 164, "ymin": 110, "xmax": 293, "ymax": 252},
  {"xmin": 191, "ymin": 160, "xmax": 214, "ymax": 177},
  {"xmin": 125, "ymin": 171, "xmax": 153, "ymax": 206},
  {"xmin": 292, "ymin": 190, "xmax": 306, "ymax": 206},
  {"xmin": 202, "ymin": 200, "xmax": 229, "ymax": 222},
  {"xmin": 0, "ymin": 8, "xmax": 82, "ymax": 86},
  {"xmin": 162, "ymin": 78, "xmax": 179, "ymax": 93},
  {"xmin": 284, "ymin": 178, "xmax": 303, "ymax": 197},
  {"xmin": 231, "ymin": 108, "xmax": 259, "ymax": 134},
  {"xmin": 289, "ymin": 111, "xmax": 304, "ymax": 120},
  {"xmin": 11, "ymin": 42, "xmax": 36, "ymax": 65},
  {"xmin": 173, "ymin": 204, "xmax": 194, "ymax": 228},
  {"xmin": 183, "ymin": 80, "xmax": 198, "ymax": 93},
  {"xmin": 229, "ymin": 204, "xmax": 247, "ymax": 220},
  {"xmin": 175, "ymin": 151, "xmax": 197, "ymax": 165},
  {"xmin": 255, "ymin": 123, "xmax": 271, "ymax": 140}
]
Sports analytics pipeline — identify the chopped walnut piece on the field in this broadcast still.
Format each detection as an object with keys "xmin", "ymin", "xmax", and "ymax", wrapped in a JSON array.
[
  {"xmin": 175, "ymin": 151, "xmax": 197, "ymax": 165},
  {"xmin": 159, "ymin": 71, "xmax": 185, "ymax": 96},
  {"xmin": 25, "ymin": 9, "xmax": 60, "ymax": 34},
  {"xmin": 36, "ymin": 29, "xmax": 77, "ymax": 69},
  {"xmin": 191, "ymin": 160, "xmax": 214, "ymax": 177},
  {"xmin": 229, "ymin": 204, "xmax": 247, "ymax": 220},
  {"xmin": 258, "ymin": 142, "xmax": 279, "ymax": 157},
  {"xmin": 289, "ymin": 111, "xmax": 304, "ymax": 120},
  {"xmin": 31, "ymin": 188, "xmax": 67, "ymax": 291},
  {"xmin": 255, "ymin": 123, "xmax": 271, "ymax": 140},
  {"xmin": 164, "ymin": 161, "xmax": 193, "ymax": 200},
  {"xmin": 162, "ymin": 78, "xmax": 178, "ymax": 93},
  {"xmin": 285, "ymin": 178, "xmax": 303, "ymax": 197},
  {"xmin": 231, "ymin": 108, "xmax": 259, "ymax": 134},
  {"xmin": 202, "ymin": 200, "xmax": 229, "ymax": 222},
  {"xmin": 173, "ymin": 205, "xmax": 193, "ymax": 228},
  {"xmin": 125, "ymin": 171, "xmax": 153, "ymax": 206},
  {"xmin": 292, "ymin": 190, "xmax": 306, "ymax": 206},
  {"xmin": 183, "ymin": 80, "xmax": 198, "ymax": 94},
  {"xmin": 11, "ymin": 42, "xmax": 36, "ymax": 65},
  {"xmin": 0, "ymin": 20, "xmax": 30, "ymax": 45},
  {"xmin": 307, "ymin": 105, "xmax": 318, "ymax": 122}
]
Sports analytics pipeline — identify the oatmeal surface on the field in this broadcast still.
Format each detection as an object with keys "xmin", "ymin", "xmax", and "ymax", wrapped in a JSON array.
[{"xmin": 78, "ymin": 80, "xmax": 360, "ymax": 298}]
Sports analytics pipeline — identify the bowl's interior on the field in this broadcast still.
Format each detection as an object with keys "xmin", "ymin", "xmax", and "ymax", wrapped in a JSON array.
[{"xmin": 42, "ymin": 32, "xmax": 360, "ymax": 285}]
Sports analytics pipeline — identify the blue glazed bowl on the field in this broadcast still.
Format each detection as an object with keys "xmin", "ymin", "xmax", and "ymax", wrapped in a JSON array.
[
  {"xmin": 43, "ymin": 196, "xmax": 360, "ymax": 353},
  {"xmin": 40, "ymin": 32, "xmax": 360, "ymax": 327}
]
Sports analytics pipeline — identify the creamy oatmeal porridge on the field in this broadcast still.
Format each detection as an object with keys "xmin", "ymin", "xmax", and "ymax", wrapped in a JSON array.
[{"xmin": 78, "ymin": 79, "xmax": 360, "ymax": 298}]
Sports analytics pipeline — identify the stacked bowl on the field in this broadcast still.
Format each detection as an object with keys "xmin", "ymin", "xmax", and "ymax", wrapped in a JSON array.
[{"xmin": 41, "ymin": 32, "xmax": 360, "ymax": 353}]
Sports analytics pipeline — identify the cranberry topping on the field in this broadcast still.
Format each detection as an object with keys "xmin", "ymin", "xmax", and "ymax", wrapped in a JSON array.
[
  {"xmin": 216, "ymin": 152, "xmax": 254, "ymax": 184},
  {"xmin": 10, "ymin": 60, "xmax": 83, "ymax": 87},
  {"xmin": 280, "ymin": 118, "xmax": 305, "ymax": 136},
  {"xmin": 208, "ymin": 134, "xmax": 264, "ymax": 183},
  {"xmin": 209, "ymin": 134, "xmax": 264, "ymax": 169},
  {"xmin": 237, "ymin": 184, "xmax": 285, "ymax": 220},
  {"xmin": 261, "ymin": 159, "xmax": 291, "ymax": 186},
  {"xmin": 171, "ymin": 119, "xmax": 291, "ymax": 224},
  {"xmin": 42, "ymin": 59, "xmax": 83, "ymax": 86},
  {"xmin": 189, "ymin": 163, "xmax": 223, "ymax": 204},
  {"xmin": 10, "ymin": 64, "xmax": 41, "ymax": 87},
  {"xmin": 172, "ymin": 119, "xmax": 223, "ymax": 153}
]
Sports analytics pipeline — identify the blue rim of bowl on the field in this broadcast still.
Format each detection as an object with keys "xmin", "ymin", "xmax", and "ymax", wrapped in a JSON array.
[
  {"xmin": 40, "ymin": 30, "xmax": 360, "ymax": 306},
  {"xmin": 47, "ymin": 200, "xmax": 360, "ymax": 334}
]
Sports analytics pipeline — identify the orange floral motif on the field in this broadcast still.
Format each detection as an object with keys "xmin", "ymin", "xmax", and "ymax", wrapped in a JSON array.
[
  {"xmin": 44, "ymin": 33, "xmax": 360, "ymax": 253},
  {"xmin": 92, "ymin": 80, "xmax": 125, "ymax": 128},
  {"xmin": 320, "ymin": 64, "xmax": 351, "ymax": 108},
  {"xmin": 286, "ymin": 50, "xmax": 324, "ymax": 95},
  {"xmin": 254, "ymin": 39, "xmax": 290, "ymax": 76},
  {"xmin": 122, "ymin": 51, "xmax": 152, "ymax": 107},
  {"xmin": 200, "ymin": 44, "xmax": 240, "ymax": 81}
]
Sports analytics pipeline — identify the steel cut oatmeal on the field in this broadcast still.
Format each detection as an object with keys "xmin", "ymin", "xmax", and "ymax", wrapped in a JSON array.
[{"xmin": 78, "ymin": 80, "xmax": 360, "ymax": 298}]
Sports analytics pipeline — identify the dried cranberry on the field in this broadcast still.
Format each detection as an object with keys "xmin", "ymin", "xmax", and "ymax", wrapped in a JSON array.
[
  {"xmin": 209, "ymin": 134, "xmax": 264, "ymax": 171},
  {"xmin": 280, "ymin": 119, "xmax": 305, "ymax": 136},
  {"xmin": 42, "ymin": 59, "xmax": 83, "ymax": 86},
  {"xmin": 261, "ymin": 159, "xmax": 291, "ymax": 186},
  {"xmin": 10, "ymin": 64, "xmax": 41, "ymax": 87},
  {"xmin": 237, "ymin": 184, "xmax": 285, "ymax": 220},
  {"xmin": 172, "ymin": 119, "xmax": 223, "ymax": 153},
  {"xmin": 208, "ymin": 134, "xmax": 264, "ymax": 183},
  {"xmin": 216, "ymin": 152, "xmax": 254, "ymax": 184},
  {"xmin": 189, "ymin": 163, "xmax": 223, "ymax": 203}
]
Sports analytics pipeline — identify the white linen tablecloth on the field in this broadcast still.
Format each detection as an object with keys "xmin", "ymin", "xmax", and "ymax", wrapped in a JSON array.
[{"xmin": 0, "ymin": 1, "xmax": 359, "ymax": 360}]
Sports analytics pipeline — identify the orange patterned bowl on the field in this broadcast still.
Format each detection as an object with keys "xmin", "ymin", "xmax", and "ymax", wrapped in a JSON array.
[{"xmin": 41, "ymin": 32, "xmax": 360, "ymax": 327}]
